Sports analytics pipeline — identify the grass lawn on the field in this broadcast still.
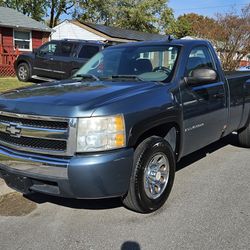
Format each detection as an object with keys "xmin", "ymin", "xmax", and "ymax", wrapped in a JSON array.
[{"xmin": 0, "ymin": 78, "xmax": 33, "ymax": 92}]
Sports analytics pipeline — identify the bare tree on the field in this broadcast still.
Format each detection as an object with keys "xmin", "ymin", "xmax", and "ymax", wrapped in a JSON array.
[
  {"xmin": 192, "ymin": 5, "xmax": 250, "ymax": 70},
  {"xmin": 48, "ymin": 0, "xmax": 75, "ymax": 28},
  {"xmin": 214, "ymin": 5, "xmax": 250, "ymax": 70},
  {"xmin": 168, "ymin": 5, "xmax": 250, "ymax": 70}
]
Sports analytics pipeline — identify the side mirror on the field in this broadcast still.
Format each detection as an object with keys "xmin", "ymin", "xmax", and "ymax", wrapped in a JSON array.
[{"xmin": 185, "ymin": 68, "xmax": 218, "ymax": 86}]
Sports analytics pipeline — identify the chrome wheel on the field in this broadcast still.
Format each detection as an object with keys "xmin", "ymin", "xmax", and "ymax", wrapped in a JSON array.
[
  {"xmin": 123, "ymin": 136, "xmax": 175, "ymax": 213},
  {"xmin": 18, "ymin": 66, "xmax": 28, "ymax": 80},
  {"xmin": 143, "ymin": 153, "xmax": 169, "ymax": 199}
]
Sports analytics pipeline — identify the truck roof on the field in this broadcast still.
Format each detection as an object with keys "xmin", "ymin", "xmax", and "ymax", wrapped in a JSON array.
[
  {"xmin": 50, "ymin": 39, "xmax": 105, "ymax": 45},
  {"xmin": 107, "ymin": 38, "xmax": 211, "ymax": 49}
]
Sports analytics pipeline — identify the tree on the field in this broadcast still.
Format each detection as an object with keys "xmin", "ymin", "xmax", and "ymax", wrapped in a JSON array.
[
  {"xmin": 75, "ymin": 0, "xmax": 173, "ymax": 33},
  {"xmin": 189, "ymin": 6, "xmax": 250, "ymax": 70},
  {"xmin": 47, "ymin": 0, "xmax": 75, "ymax": 28},
  {"xmin": 212, "ymin": 5, "xmax": 250, "ymax": 70},
  {"xmin": 166, "ymin": 5, "xmax": 250, "ymax": 70},
  {"xmin": 0, "ymin": 0, "xmax": 46, "ymax": 21},
  {"xmin": 166, "ymin": 13, "xmax": 216, "ymax": 39},
  {"xmin": 74, "ymin": 0, "xmax": 116, "ymax": 26},
  {"xmin": 0, "ymin": 0, "xmax": 75, "ymax": 27},
  {"xmin": 115, "ymin": 0, "xmax": 172, "ymax": 33}
]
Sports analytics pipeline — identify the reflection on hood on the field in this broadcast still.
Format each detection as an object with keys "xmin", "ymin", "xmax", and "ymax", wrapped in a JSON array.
[{"xmin": 1, "ymin": 80, "xmax": 106, "ymax": 99}]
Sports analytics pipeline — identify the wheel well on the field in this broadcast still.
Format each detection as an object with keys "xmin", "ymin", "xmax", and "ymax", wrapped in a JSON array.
[
  {"xmin": 16, "ymin": 60, "xmax": 30, "ymax": 71},
  {"xmin": 133, "ymin": 122, "xmax": 181, "ymax": 157}
]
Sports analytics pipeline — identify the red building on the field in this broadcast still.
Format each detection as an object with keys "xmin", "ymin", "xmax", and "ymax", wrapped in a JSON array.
[{"xmin": 0, "ymin": 7, "xmax": 52, "ymax": 77}]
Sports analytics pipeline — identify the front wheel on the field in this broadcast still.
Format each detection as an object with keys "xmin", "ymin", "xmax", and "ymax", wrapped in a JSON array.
[
  {"xmin": 16, "ymin": 63, "xmax": 31, "ymax": 82},
  {"xmin": 122, "ymin": 136, "xmax": 176, "ymax": 213}
]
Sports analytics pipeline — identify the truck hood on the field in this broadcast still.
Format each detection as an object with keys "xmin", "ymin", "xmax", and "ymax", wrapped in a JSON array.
[{"xmin": 0, "ymin": 79, "xmax": 161, "ymax": 117}]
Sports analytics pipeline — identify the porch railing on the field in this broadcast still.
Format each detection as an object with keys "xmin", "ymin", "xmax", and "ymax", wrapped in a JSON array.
[
  {"xmin": 0, "ymin": 45, "xmax": 20, "ymax": 65},
  {"xmin": 0, "ymin": 46, "xmax": 20, "ymax": 77}
]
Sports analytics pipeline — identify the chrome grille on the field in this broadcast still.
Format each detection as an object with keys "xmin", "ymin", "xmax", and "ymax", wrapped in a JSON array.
[
  {"xmin": 0, "ymin": 131, "xmax": 67, "ymax": 151},
  {"xmin": 0, "ymin": 115, "xmax": 68, "ymax": 129},
  {"xmin": 0, "ymin": 111, "xmax": 77, "ymax": 156}
]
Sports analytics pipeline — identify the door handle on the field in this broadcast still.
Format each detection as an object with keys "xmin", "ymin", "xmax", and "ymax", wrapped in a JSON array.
[
  {"xmin": 213, "ymin": 93, "xmax": 225, "ymax": 99},
  {"xmin": 49, "ymin": 57, "xmax": 54, "ymax": 61}
]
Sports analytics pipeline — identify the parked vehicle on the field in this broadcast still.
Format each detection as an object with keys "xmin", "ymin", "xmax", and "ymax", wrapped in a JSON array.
[
  {"xmin": 14, "ymin": 39, "xmax": 105, "ymax": 82},
  {"xmin": 1, "ymin": 39, "xmax": 250, "ymax": 213}
]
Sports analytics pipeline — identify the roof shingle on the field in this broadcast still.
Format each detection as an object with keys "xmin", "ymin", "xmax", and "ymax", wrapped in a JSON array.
[
  {"xmin": 0, "ymin": 7, "xmax": 52, "ymax": 32},
  {"xmin": 82, "ymin": 22, "xmax": 165, "ymax": 41}
]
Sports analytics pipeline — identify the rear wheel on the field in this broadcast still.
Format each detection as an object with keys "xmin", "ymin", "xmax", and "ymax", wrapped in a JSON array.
[
  {"xmin": 122, "ymin": 136, "xmax": 175, "ymax": 213},
  {"xmin": 238, "ymin": 122, "xmax": 250, "ymax": 148},
  {"xmin": 17, "ymin": 63, "xmax": 31, "ymax": 82}
]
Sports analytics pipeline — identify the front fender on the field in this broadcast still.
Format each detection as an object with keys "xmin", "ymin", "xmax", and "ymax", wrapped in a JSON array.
[{"xmin": 127, "ymin": 108, "xmax": 182, "ymax": 148}]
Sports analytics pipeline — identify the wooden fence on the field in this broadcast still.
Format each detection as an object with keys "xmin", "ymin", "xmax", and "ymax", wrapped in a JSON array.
[{"xmin": 0, "ymin": 46, "xmax": 19, "ymax": 77}]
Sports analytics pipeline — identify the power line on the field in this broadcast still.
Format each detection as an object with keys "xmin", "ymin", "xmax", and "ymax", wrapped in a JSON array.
[{"xmin": 174, "ymin": 3, "xmax": 248, "ymax": 11}]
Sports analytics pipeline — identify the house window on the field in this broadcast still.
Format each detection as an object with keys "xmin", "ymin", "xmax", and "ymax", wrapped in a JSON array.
[{"xmin": 14, "ymin": 30, "xmax": 31, "ymax": 50}]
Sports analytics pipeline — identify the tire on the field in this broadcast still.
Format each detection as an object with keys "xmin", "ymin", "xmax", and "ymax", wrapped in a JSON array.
[
  {"xmin": 122, "ymin": 136, "xmax": 176, "ymax": 213},
  {"xmin": 17, "ymin": 63, "xmax": 31, "ymax": 82},
  {"xmin": 238, "ymin": 122, "xmax": 250, "ymax": 148}
]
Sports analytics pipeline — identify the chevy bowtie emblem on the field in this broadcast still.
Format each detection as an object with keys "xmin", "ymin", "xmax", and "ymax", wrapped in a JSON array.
[{"xmin": 6, "ymin": 124, "xmax": 21, "ymax": 137}]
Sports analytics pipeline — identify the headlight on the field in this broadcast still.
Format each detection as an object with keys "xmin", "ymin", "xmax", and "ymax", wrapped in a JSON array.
[{"xmin": 76, "ymin": 114, "xmax": 126, "ymax": 152}]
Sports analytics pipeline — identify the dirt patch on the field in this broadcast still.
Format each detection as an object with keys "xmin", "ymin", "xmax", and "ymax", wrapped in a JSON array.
[
  {"xmin": 0, "ymin": 179, "xmax": 13, "ymax": 196},
  {"xmin": 0, "ymin": 192, "xmax": 37, "ymax": 216}
]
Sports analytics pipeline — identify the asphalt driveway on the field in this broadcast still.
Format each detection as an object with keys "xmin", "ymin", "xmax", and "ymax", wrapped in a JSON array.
[{"xmin": 0, "ymin": 135, "xmax": 249, "ymax": 250}]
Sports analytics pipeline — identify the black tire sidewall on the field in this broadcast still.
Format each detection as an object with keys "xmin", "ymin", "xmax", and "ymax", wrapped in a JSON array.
[
  {"xmin": 238, "ymin": 123, "xmax": 250, "ymax": 148},
  {"xmin": 133, "ymin": 137, "xmax": 175, "ymax": 212}
]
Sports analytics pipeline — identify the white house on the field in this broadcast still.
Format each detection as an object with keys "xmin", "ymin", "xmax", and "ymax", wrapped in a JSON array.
[
  {"xmin": 51, "ymin": 20, "xmax": 106, "ymax": 41},
  {"xmin": 51, "ymin": 20, "xmax": 165, "ymax": 44}
]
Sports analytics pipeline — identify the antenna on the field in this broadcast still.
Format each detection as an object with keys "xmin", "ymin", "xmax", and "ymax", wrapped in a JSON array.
[
  {"xmin": 166, "ymin": 35, "xmax": 175, "ymax": 42},
  {"xmin": 159, "ymin": 35, "xmax": 174, "ymax": 42}
]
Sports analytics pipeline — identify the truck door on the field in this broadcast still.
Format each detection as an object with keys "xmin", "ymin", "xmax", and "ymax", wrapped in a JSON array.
[
  {"xmin": 181, "ymin": 45, "xmax": 228, "ymax": 156},
  {"xmin": 54, "ymin": 41, "xmax": 79, "ymax": 79},
  {"xmin": 33, "ymin": 41, "xmax": 61, "ymax": 79}
]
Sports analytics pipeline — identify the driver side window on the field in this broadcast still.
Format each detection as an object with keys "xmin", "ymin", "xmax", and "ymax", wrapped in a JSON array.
[{"xmin": 39, "ymin": 42, "xmax": 59, "ymax": 56}]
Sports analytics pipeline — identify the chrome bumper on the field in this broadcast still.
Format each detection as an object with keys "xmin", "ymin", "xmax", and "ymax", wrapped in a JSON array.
[
  {"xmin": 0, "ymin": 146, "xmax": 68, "ymax": 179},
  {"xmin": 0, "ymin": 145, "xmax": 134, "ymax": 199}
]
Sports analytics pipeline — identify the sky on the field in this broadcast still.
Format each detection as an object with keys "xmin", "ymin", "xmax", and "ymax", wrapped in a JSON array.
[
  {"xmin": 60, "ymin": 0, "xmax": 250, "ymax": 22},
  {"xmin": 168, "ymin": 0, "xmax": 250, "ymax": 17}
]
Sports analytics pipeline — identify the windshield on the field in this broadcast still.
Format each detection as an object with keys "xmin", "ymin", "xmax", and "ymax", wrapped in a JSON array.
[{"xmin": 75, "ymin": 45, "xmax": 179, "ymax": 82}]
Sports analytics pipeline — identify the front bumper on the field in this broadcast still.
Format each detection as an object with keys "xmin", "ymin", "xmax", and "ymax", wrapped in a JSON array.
[{"xmin": 0, "ymin": 146, "xmax": 134, "ymax": 199}]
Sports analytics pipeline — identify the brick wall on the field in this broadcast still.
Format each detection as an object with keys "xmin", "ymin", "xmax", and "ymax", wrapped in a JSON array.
[{"xmin": 32, "ymin": 31, "xmax": 50, "ymax": 48}]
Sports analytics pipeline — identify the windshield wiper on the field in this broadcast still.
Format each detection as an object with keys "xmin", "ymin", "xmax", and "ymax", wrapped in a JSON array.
[
  {"xmin": 110, "ymin": 75, "xmax": 142, "ymax": 81},
  {"xmin": 73, "ymin": 74, "xmax": 100, "ymax": 81}
]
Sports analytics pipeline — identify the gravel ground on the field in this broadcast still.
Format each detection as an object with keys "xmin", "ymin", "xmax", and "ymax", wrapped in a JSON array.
[{"xmin": 0, "ymin": 136, "xmax": 249, "ymax": 250}]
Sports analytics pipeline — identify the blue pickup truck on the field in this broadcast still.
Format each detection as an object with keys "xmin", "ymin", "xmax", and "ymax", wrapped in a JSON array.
[{"xmin": 0, "ymin": 38, "xmax": 249, "ymax": 213}]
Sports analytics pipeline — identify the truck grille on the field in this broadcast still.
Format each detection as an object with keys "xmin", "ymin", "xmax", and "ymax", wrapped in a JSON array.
[
  {"xmin": 0, "ymin": 131, "xmax": 67, "ymax": 151},
  {"xmin": 0, "ymin": 111, "xmax": 77, "ymax": 156},
  {"xmin": 0, "ymin": 115, "xmax": 68, "ymax": 130}
]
